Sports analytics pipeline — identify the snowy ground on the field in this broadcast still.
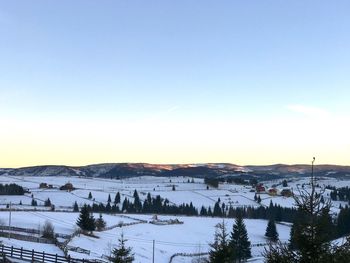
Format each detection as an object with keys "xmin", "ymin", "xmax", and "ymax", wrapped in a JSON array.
[
  {"xmin": 0, "ymin": 175, "xmax": 348, "ymax": 262},
  {"xmin": 0, "ymin": 211, "xmax": 290, "ymax": 263},
  {"xmin": 65, "ymin": 215, "xmax": 290, "ymax": 263}
]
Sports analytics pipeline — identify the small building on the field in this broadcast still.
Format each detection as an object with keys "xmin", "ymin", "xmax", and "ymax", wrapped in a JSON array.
[
  {"xmin": 39, "ymin": 183, "xmax": 48, "ymax": 189},
  {"xmin": 267, "ymin": 188, "xmax": 278, "ymax": 196},
  {"xmin": 59, "ymin": 182, "xmax": 74, "ymax": 191},
  {"xmin": 280, "ymin": 189, "xmax": 293, "ymax": 197},
  {"xmin": 256, "ymin": 184, "xmax": 265, "ymax": 193}
]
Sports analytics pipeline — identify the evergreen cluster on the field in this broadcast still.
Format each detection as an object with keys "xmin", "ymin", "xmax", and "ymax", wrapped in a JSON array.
[
  {"xmin": 0, "ymin": 183, "xmax": 25, "ymax": 195},
  {"xmin": 200, "ymin": 200, "xmax": 298, "ymax": 223},
  {"xmin": 337, "ymin": 205, "xmax": 350, "ymax": 238},
  {"xmin": 78, "ymin": 190, "xmax": 198, "ymax": 216},
  {"xmin": 204, "ymin": 178, "xmax": 219, "ymax": 188},
  {"xmin": 208, "ymin": 215, "xmax": 251, "ymax": 263},
  {"xmin": 264, "ymin": 161, "xmax": 350, "ymax": 263},
  {"xmin": 328, "ymin": 186, "xmax": 350, "ymax": 203}
]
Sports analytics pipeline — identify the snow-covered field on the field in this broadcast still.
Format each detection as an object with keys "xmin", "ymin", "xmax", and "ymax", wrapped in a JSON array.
[
  {"xmin": 0, "ymin": 175, "xmax": 348, "ymax": 262},
  {"xmin": 69, "ymin": 215, "xmax": 290, "ymax": 263}
]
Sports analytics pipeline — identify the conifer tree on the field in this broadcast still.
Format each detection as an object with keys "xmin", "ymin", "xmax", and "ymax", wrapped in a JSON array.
[
  {"xmin": 264, "ymin": 157, "xmax": 350, "ymax": 263},
  {"xmin": 44, "ymin": 198, "xmax": 51, "ymax": 207},
  {"xmin": 213, "ymin": 201, "xmax": 223, "ymax": 217},
  {"xmin": 108, "ymin": 194, "xmax": 112, "ymax": 203},
  {"xmin": 88, "ymin": 192, "xmax": 92, "ymax": 199},
  {"xmin": 76, "ymin": 204, "xmax": 95, "ymax": 232},
  {"xmin": 208, "ymin": 221, "xmax": 230, "ymax": 263},
  {"xmin": 96, "ymin": 213, "xmax": 106, "ymax": 231},
  {"xmin": 265, "ymin": 219, "xmax": 279, "ymax": 242},
  {"xmin": 257, "ymin": 195, "xmax": 262, "ymax": 204},
  {"xmin": 133, "ymin": 190, "xmax": 142, "ymax": 212},
  {"xmin": 115, "ymin": 192, "xmax": 121, "ymax": 204},
  {"xmin": 111, "ymin": 233, "xmax": 134, "ymax": 263},
  {"xmin": 229, "ymin": 214, "xmax": 251, "ymax": 262},
  {"xmin": 73, "ymin": 201, "xmax": 79, "ymax": 212},
  {"xmin": 200, "ymin": 206, "xmax": 208, "ymax": 216},
  {"xmin": 106, "ymin": 202, "xmax": 112, "ymax": 213}
]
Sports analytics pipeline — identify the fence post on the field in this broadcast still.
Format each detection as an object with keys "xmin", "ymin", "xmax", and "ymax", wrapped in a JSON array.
[
  {"xmin": 20, "ymin": 247, "xmax": 23, "ymax": 259},
  {"xmin": 55, "ymin": 254, "xmax": 58, "ymax": 263},
  {"xmin": 32, "ymin": 249, "xmax": 34, "ymax": 261},
  {"xmin": 11, "ymin": 246, "xmax": 13, "ymax": 257},
  {"xmin": 43, "ymin": 251, "xmax": 45, "ymax": 262},
  {"xmin": 68, "ymin": 254, "xmax": 71, "ymax": 263}
]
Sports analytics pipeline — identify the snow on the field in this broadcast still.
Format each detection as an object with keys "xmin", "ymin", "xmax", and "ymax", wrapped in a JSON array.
[
  {"xmin": 0, "ymin": 237, "xmax": 64, "ymax": 256},
  {"xmin": 68, "ymin": 215, "xmax": 290, "ymax": 263},
  {"xmin": 0, "ymin": 174, "xmax": 348, "ymax": 263}
]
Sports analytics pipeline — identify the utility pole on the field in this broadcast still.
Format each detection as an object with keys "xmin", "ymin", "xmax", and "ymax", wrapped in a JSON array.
[
  {"xmin": 152, "ymin": 240, "xmax": 155, "ymax": 263},
  {"xmin": 8, "ymin": 202, "xmax": 12, "ymax": 239},
  {"xmin": 198, "ymin": 242, "xmax": 201, "ymax": 261},
  {"xmin": 311, "ymin": 157, "xmax": 315, "ymax": 184}
]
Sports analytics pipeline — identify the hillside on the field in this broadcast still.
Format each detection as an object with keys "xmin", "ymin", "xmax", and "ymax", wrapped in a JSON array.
[{"xmin": 1, "ymin": 163, "xmax": 350, "ymax": 180}]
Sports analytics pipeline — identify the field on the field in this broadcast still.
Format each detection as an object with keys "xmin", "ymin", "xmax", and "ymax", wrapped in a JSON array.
[{"xmin": 0, "ymin": 174, "xmax": 349, "ymax": 263}]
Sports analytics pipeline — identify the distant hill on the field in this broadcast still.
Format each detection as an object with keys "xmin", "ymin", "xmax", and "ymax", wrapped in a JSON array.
[{"xmin": 1, "ymin": 163, "xmax": 350, "ymax": 180}]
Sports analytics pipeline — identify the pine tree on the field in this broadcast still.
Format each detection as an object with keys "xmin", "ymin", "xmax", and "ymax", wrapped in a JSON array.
[
  {"xmin": 31, "ymin": 198, "xmax": 37, "ymax": 206},
  {"xmin": 257, "ymin": 195, "xmax": 262, "ymax": 204},
  {"xmin": 73, "ymin": 201, "xmax": 79, "ymax": 212},
  {"xmin": 264, "ymin": 158, "xmax": 350, "ymax": 263},
  {"xmin": 115, "ymin": 192, "xmax": 121, "ymax": 204},
  {"xmin": 122, "ymin": 198, "xmax": 129, "ymax": 212},
  {"xmin": 133, "ymin": 190, "xmax": 142, "ymax": 212},
  {"xmin": 106, "ymin": 202, "xmax": 112, "ymax": 213},
  {"xmin": 229, "ymin": 214, "xmax": 251, "ymax": 262},
  {"xmin": 213, "ymin": 201, "xmax": 223, "ymax": 217},
  {"xmin": 111, "ymin": 233, "xmax": 134, "ymax": 263},
  {"xmin": 76, "ymin": 204, "xmax": 95, "ymax": 232},
  {"xmin": 265, "ymin": 219, "xmax": 279, "ymax": 242},
  {"xmin": 200, "ymin": 206, "xmax": 208, "ymax": 216},
  {"xmin": 337, "ymin": 205, "xmax": 350, "ymax": 237},
  {"xmin": 208, "ymin": 220, "xmax": 230, "ymax": 263},
  {"xmin": 282, "ymin": 180, "xmax": 288, "ymax": 187},
  {"xmin": 88, "ymin": 192, "xmax": 92, "ymax": 199},
  {"xmin": 108, "ymin": 194, "xmax": 112, "ymax": 203},
  {"xmin": 95, "ymin": 213, "xmax": 106, "ymax": 231},
  {"xmin": 44, "ymin": 198, "xmax": 51, "ymax": 207}
]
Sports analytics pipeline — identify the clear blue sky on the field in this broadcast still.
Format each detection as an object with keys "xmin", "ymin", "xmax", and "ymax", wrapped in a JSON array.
[{"xmin": 1, "ymin": 1, "xmax": 349, "ymax": 167}]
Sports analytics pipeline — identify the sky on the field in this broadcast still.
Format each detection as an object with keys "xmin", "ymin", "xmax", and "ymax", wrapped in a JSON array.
[{"xmin": 0, "ymin": 1, "xmax": 349, "ymax": 167}]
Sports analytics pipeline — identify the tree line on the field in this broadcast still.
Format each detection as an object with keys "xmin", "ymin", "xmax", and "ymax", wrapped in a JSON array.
[
  {"xmin": 328, "ymin": 186, "xmax": 350, "ymax": 203},
  {"xmin": 0, "ymin": 183, "xmax": 25, "ymax": 195},
  {"xmin": 73, "ymin": 189, "xmax": 350, "ymax": 241}
]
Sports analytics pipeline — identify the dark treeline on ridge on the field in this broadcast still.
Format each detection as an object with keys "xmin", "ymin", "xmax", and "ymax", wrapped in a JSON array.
[{"xmin": 0, "ymin": 183, "xmax": 25, "ymax": 195}]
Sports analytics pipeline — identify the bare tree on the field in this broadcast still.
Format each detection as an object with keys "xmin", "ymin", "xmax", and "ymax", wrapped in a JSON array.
[{"xmin": 42, "ymin": 220, "xmax": 55, "ymax": 240}]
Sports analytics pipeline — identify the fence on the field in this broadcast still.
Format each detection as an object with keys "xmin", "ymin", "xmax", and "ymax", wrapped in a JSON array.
[
  {"xmin": 0, "ymin": 244, "xmax": 90, "ymax": 263},
  {"xmin": 0, "ymin": 231, "xmax": 54, "ymax": 244},
  {"xmin": 0, "ymin": 225, "xmax": 71, "ymax": 239},
  {"xmin": 169, "ymin": 252, "xmax": 209, "ymax": 263}
]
